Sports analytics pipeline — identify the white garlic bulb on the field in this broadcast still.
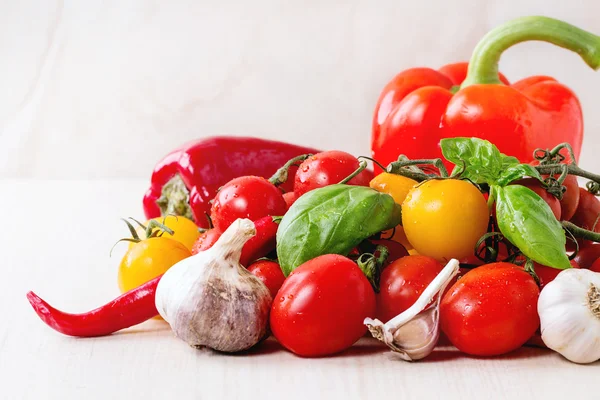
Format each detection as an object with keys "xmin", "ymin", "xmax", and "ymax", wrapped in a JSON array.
[
  {"xmin": 365, "ymin": 259, "xmax": 459, "ymax": 361},
  {"xmin": 538, "ymin": 268, "xmax": 600, "ymax": 364},
  {"xmin": 155, "ymin": 218, "xmax": 273, "ymax": 352}
]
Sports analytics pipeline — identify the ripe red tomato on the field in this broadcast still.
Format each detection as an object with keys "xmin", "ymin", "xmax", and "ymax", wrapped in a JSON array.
[
  {"xmin": 376, "ymin": 255, "xmax": 443, "ymax": 323},
  {"xmin": 574, "ymin": 244, "xmax": 600, "ymax": 269},
  {"xmin": 534, "ymin": 259, "xmax": 579, "ymax": 289},
  {"xmin": 513, "ymin": 178, "xmax": 561, "ymax": 220},
  {"xmin": 248, "ymin": 260, "xmax": 286, "ymax": 298},
  {"xmin": 369, "ymin": 238, "xmax": 409, "ymax": 265},
  {"xmin": 293, "ymin": 151, "xmax": 373, "ymax": 196},
  {"xmin": 191, "ymin": 229, "xmax": 222, "ymax": 255},
  {"xmin": 270, "ymin": 254, "xmax": 376, "ymax": 357},
  {"xmin": 591, "ymin": 258, "xmax": 600, "ymax": 273},
  {"xmin": 559, "ymin": 175, "xmax": 580, "ymax": 221},
  {"xmin": 283, "ymin": 191, "xmax": 298, "ymax": 209},
  {"xmin": 440, "ymin": 262, "xmax": 540, "ymax": 356},
  {"xmin": 210, "ymin": 176, "xmax": 287, "ymax": 232},
  {"xmin": 570, "ymin": 188, "xmax": 600, "ymax": 248}
]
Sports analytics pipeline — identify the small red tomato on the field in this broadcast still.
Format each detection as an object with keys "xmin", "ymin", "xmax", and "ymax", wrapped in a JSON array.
[
  {"xmin": 513, "ymin": 178, "xmax": 561, "ymax": 220},
  {"xmin": 376, "ymin": 255, "xmax": 443, "ymax": 323},
  {"xmin": 283, "ymin": 191, "xmax": 298, "ymax": 209},
  {"xmin": 248, "ymin": 260, "xmax": 286, "ymax": 298},
  {"xmin": 270, "ymin": 254, "xmax": 376, "ymax": 357},
  {"xmin": 534, "ymin": 259, "xmax": 580, "ymax": 289},
  {"xmin": 369, "ymin": 238, "xmax": 409, "ymax": 265},
  {"xmin": 591, "ymin": 258, "xmax": 600, "ymax": 273},
  {"xmin": 575, "ymin": 244, "xmax": 600, "ymax": 269},
  {"xmin": 191, "ymin": 229, "xmax": 222, "ymax": 255},
  {"xmin": 559, "ymin": 175, "xmax": 580, "ymax": 221},
  {"xmin": 210, "ymin": 176, "xmax": 287, "ymax": 232},
  {"xmin": 570, "ymin": 188, "xmax": 600, "ymax": 248},
  {"xmin": 293, "ymin": 151, "xmax": 373, "ymax": 196},
  {"xmin": 440, "ymin": 262, "xmax": 540, "ymax": 356}
]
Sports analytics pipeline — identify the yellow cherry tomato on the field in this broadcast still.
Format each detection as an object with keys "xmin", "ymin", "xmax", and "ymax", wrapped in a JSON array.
[
  {"xmin": 119, "ymin": 237, "xmax": 191, "ymax": 293},
  {"xmin": 129, "ymin": 216, "xmax": 200, "ymax": 252},
  {"xmin": 370, "ymin": 173, "xmax": 418, "ymax": 250},
  {"xmin": 370, "ymin": 173, "xmax": 418, "ymax": 205},
  {"xmin": 402, "ymin": 179, "xmax": 489, "ymax": 262}
]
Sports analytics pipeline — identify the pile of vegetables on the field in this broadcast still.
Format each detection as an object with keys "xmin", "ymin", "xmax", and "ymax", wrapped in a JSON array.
[{"xmin": 27, "ymin": 16, "xmax": 600, "ymax": 364}]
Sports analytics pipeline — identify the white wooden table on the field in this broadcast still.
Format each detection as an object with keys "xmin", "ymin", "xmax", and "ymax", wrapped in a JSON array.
[{"xmin": 2, "ymin": 180, "xmax": 597, "ymax": 400}]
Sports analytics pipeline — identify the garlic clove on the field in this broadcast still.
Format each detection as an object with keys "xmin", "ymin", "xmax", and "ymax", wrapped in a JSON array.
[
  {"xmin": 155, "ymin": 218, "xmax": 273, "ymax": 353},
  {"xmin": 539, "ymin": 268, "xmax": 600, "ymax": 364},
  {"xmin": 365, "ymin": 259, "xmax": 459, "ymax": 361}
]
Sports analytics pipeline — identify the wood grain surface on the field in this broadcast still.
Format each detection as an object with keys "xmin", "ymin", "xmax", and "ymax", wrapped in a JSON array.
[{"xmin": 2, "ymin": 180, "xmax": 597, "ymax": 400}]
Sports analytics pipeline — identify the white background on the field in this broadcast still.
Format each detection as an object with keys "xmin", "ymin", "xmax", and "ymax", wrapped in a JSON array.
[{"xmin": 1, "ymin": 0, "xmax": 600, "ymax": 179}]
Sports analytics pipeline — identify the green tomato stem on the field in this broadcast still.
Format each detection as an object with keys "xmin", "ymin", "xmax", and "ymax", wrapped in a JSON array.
[
  {"xmin": 462, "ymin": 16, "xmax": 600, "ymax": 88},
  {"xmin": 269, "ymin": 154, "xmax": 313, "ymax": 186},
  {"xmin": 339, "ymin": 160, "xmax": 368, "ymax": 184},
  {"xmin": 562, "ymin": 221, "xmax": 600, "ymax": 243}
]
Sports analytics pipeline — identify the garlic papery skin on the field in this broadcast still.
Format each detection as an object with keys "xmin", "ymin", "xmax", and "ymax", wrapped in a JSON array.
[
  {"xmin": 365, "ymin": 259, "xmax": 459, "ymax": 361},
  {"xmin": 155, "ymin": 218, "xmax": 273, "ymax": 353},
  {"xmin": 538, "ymin": 268, "xmax": 600, "ymax": 364}
]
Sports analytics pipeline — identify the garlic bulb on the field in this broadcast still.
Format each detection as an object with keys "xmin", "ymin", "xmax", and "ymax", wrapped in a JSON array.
[
  {"xmin": 538, "ymin": 268, "xmax": 600, "ymax": 364},
  {"xmin": 364, "ymin": 259, "xmax": 459, "ymax": 361},
  {"xmin": 155, "ymin": 218, "xmax": 273, "ymax": 353}
]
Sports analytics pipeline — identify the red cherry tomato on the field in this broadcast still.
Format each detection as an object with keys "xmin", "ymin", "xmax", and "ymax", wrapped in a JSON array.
[
  {"xmin": 559, "ymin": 175, "xmax": 580, "ymax": 221},
  {"xmin": 440, "ymin": 262, "xmax": 540, "ymax": 356},
  {"xmin": 369, "ymin": 238, "xmax": 409, "ymax": 265},
  {"xmin": 270, "ymin": 254, "xmax": 376, "ymax": 357},
  {"xmin": 574, "ymin": 244, "xmax": 600, "ymax": 269},
  {"xmin": 534, "ymin": 259, "xmax": 580, "ymax": 289},
  {"xmin": 191, "ymin": 229, "xmax": 222, "ymax": 255},
  {"xmin": 513, "ymin": 178, "xmax": 561, "ymax": 220},
  {"xmin": 591, "ymin": 258, "xmax": 600, "ymax": 273},
  {"xmin": 293, "ymin": 151, "xmax": 373, "ymax": 196},
  {"xmin": 283, "ymin": 191, "xmax": 298, "ymax": 209},
  {"xmin": 210, "ymin": 176, "xmax": 287, "ymax": 232},
  {"xmin": 248, "ymin": 260, "xmax": 286, "ymax": 298},
  {"xmin": 376, "ymin": 255, "xmax": 443, "ymax": 323},
  {"xmin": 570, "ymin": 188, "xmax": 600, "ymax": 249}
]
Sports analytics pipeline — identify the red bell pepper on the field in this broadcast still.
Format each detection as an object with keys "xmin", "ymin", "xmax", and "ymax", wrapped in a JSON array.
[
  {"xmin": 143, "ymin": 136, "xmax": 319, "ymax": 228},
  {"xmin": 372, "ymin": 16, "xmax": 600, "ymax": 171}
]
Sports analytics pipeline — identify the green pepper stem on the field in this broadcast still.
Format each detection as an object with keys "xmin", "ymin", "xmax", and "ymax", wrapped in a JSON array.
[{"xmin": 462, "ymin": 16, "xmax": 600, "ymax": 88}]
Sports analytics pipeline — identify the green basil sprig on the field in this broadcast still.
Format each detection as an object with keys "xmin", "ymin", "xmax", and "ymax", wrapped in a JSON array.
[
  {"xmin": 441, "ymin": 137, "xmax": 571, "ymax": 270},
  {"xmin": 276, "ymin": 185, "xmax": 401, "ymax": 276}
]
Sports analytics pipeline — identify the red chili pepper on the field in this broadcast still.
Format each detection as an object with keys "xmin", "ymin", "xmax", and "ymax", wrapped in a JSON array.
[
  {"xmin": 191, "ymin": 215, "xmax": 279, "ymax": 266},
  {"xmin": 143, "ymin": 136, "xmax": 319, "ymax": 228},
  {"xmin": 372, "ymin": 16, "xmax": 600, "ymax": 172},
  {"xmin": 27, "ymin": 276, "xmax": 160, "ymax": 337}
]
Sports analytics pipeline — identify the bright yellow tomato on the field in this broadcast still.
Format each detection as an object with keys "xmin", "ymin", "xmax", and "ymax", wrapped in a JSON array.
[
  {"xmin": 402, "ymin": 179, "xmax": 489, "ymax": 262},
  {"xmin": 370, "ymin": 173, "xmax": 418, "ymax": 205},
  {"xmin": 371, "ymin": 173, "xmax": 418, "ymax": 250},
  {"xmin": 129, "ymin": 216, "xmax": 200, "ymax": 252},
  {"xmin": 119, "ymin": 237, "xmax": 191, "ymax": 293}
]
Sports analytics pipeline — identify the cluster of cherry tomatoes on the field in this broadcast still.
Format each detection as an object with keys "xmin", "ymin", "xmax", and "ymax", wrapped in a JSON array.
[{"xmin": 117, "ymin": 149, "xmax": 600, "ymax": 358}]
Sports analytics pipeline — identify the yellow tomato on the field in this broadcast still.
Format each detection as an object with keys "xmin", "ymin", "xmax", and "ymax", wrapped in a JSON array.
[
  {"xmin": 370, "ymin": 173, "xmax": 418, "ymax": 205},
  {"xmin": 119, "ymin": 237, "xmax": 191, "ymax": 293},
  {"xmin": 402, "ymin": 179, "xmax": 489, "ymax": 262},
  {"xmin": 129, "ymin": 216, "xmax": 200, "ymax": 252},
  {"xmin": 371, "ymin": 173, "xmax": 418, "ymax": 250}
]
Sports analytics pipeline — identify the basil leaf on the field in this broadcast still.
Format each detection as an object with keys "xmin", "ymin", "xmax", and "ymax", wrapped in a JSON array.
[
  {"xmin": 440, "ymin": 138, "xmax": 509, "ymax": 184},
  {"xmin": 495, "ymin": 185, "xmax": 570, "ymax": 269},
  {"xmin": 496, "ymin": 164, "xmax": 543, "ymax": 186},
  {"xmin": 276, "ymin": 185, "xmax": 401, "ymax": 276}
]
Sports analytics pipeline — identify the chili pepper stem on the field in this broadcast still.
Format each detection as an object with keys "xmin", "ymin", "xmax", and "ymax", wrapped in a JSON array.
[
  {"xmin": 462, "ymin": 16, "xmax": 600, "ymax": 88},
  {"xmin": 156, "ymin": 175, "xmax": 194, "ymax": 221}
]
